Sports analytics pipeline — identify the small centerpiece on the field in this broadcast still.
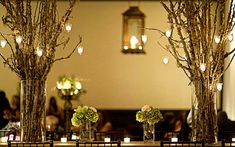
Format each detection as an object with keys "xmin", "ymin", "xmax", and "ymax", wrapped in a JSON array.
[
  {"xmin": 136, "ymin": 105, "xmax": 163, "ymax": 143},
  {"xmin": 71, "ymin": 105, "xmax": 99, "ymax": 141}
]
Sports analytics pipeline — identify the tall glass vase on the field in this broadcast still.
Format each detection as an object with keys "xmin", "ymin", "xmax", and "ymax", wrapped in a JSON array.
[
  {"xmin": 190, "ymin": 81, "xmax": 218, "ymax": 144},
  {"xmin": 79, "ymin": 121, "xmax": 92, "ymax": 142},
  {"xmin": 20, "ymin": 80, "xmax": 46, "ymax": 142},
  {"xmin": 143, "ymin": 122, "xmax": 155, "ymax": 143}
]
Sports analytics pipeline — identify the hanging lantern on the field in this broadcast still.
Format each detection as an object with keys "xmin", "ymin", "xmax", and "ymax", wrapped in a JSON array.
[{"xmin": 122, "ymin": 6, "xmax": 146, "ymax": 54}]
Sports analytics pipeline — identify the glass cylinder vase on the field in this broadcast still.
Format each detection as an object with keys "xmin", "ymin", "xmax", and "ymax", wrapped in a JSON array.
[
  {"xmin": 20, "ymin": 80, "xmax": 46, "ymax": 142},
  {"xmin": 79, "ymin": 121, "xmax": 92, "ymax": 142},
  {"xmin": 143, "ymin": 122, "xmax": 155, "ymax": 143},
  {"xmin": 190, "ymin": 81, "xmax": 218, "ymax": 144}
]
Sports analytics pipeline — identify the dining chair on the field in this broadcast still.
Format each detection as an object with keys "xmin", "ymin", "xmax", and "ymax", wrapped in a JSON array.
[
  {"xmin": 160, "ymin": 140, "xmax": 205, "ymax": 147},
  {"xmin": 76, "ymin": 140, "xmax": 121, "ymax": 147},
  {"xmin": 94, "ymin": 130, "xmax": 124, "ymax": 141},
  {"xmin": 222, "ymin": 139, "xmax": 235, "ymax": 147},
  {"xmin": 7, "ymin": 140, "xmax": 53, "ymax": 147}
]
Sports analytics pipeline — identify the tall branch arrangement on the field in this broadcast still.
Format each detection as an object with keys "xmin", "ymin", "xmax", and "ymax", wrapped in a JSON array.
[
  {"xmin": 0, "ymin": 0, "xmax": 81, "ymax": 80},
  {"xmin": 0, "ymin": 0, "xmax": 81, "ymax": 142},
  {"xmin": 155, "ymin": 0, "xmax": 235, "ymax": 143}
]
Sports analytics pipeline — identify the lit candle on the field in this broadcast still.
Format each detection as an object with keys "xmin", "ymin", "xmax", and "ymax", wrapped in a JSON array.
[
  {"xmin": 1, "ymin": 136, "xmax": 8, "ymax": 143},
  {"xmin": 61, "ymin": 137, "xmax": 67, "ymax": 143},
  {"xmin": 232, "ymin": 138, "xmax": 235, "ymax": 141},
  {"xmin": 15, "ymin": 136, "xmax": 20, "ymax": 141},
  {"xmin": 124, "ymin": 137, "xmax": 130, "ymax": 143},
  {"xmin": 130, "ymin": 36, "xmax": 138, "ymax": 49},
  {"xmin": 171, "ymin": 137, "xmax": 178, "ymax": 142},
  {"xmin": 8, "ymin": 134, "xmax": 14, "ymax": 141},
  {"xmin": 104, "ymin": 137, "xmax": 110, "ymax": 142}
]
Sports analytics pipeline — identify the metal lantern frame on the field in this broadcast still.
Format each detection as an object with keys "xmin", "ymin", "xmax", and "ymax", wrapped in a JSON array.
[{"xmin": 122, "ymin": 6, "xmax": 146, "ymax": 54}]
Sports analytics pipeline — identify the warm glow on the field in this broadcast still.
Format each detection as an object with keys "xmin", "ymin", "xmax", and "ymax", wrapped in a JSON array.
[
  {"xmin": 142, "ymin": 35, "xmax": 147, "ymax": 44},
  {"xmin": 163, "ymin": 56, "xmax": 169, "ymax": 64},
  {"xmin": 76, "ymin": 82, "xmax": 82, "ymax": 89},
  {"xmin": 0, "ymin": 40, "xmax": 7, "ymax": 48},
  {"xmin": 171, "ymin": 137, "xmax": 178, "ymax": 142},
  {"xmin": 65, "ymin": 23, "xmax": 72, "ymax": 32},
  {"xmin": 36, "ymin": 47, "xmax": 43, "ymax": 57},
  {"xmin": 216, "ymin": 83, "xmax": 223, "ymax": 91},
  {"xmin": 123, "ymin": 46, "xmax": 128, "ymax": 50},
  {"xmin": 104, "ymin": 137, "xmax": 111, "ymax": 142},
  {"xmin": 200, "ymin": 63, "xmax": 206, "ymax": 72},
  {"xmin": 165, "ymin": 30, "xmax": 171, "ymax": 37},
  {"xmin": 214, "ymin": 36, "xmax": 220, "ymax": 44},
  {"xmin": 138, "ymin": 46, "xmax": 143, "ymax": 50},
  {"xmin": 130, "ymin": 36, "xmax": 138, "ymax": 49},
  {"xmin": 1, "ymin": 136, "xmax": 8, "ymax": 142},
  {"xmin": 61, "ymin": 137, "xmax": 67, "ymax": 143},
  {"xmin": 124, "ymin": 137, "xmax": 130, "ymax": 143},
  {"xmin": 57, "ymin": 82, "xmax": 62, "ymax": 89},
  {"xmin": 77, "ymin": 46, "xmax": 83, "ymax": 55},
  {"xmin": 63, "ymin": 81, "xmax": 71, "ymax": 89},
  {"xmin": 16, "ymin": 35, "xmax": 22, "ymax": 44}
]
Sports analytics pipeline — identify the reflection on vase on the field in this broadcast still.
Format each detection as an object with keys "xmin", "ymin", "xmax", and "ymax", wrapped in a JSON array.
[
  {"xmin": 143, "ymin": 122, "xmax": 155, "ymax": 143},
  {"xmin": 20, "ymin": 80, "xmax": 46, "ymax": 141},
  {"xmin": 79, "ymin": 121, "xmax": 92, "ymax": 142}
]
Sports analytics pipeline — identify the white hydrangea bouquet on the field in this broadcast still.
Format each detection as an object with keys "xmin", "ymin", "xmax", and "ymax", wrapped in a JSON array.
[
  {"xmin": 136, "ymin": 105, "xmax": 163, "ymax": 125},
  {"xmin": 71, "ymin": 105, "xmax": 99, "ymax": 127}
]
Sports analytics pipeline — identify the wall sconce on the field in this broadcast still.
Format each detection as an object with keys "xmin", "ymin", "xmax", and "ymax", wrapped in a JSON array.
[{"xmin": 122, "ymin": 6, "xmax": 146, "ymax": 54}]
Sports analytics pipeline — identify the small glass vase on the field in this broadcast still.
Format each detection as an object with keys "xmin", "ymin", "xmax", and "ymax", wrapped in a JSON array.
[
  {"xmin": 143, "ymin": 122, "xmax": 155, "ymax": 143},
  {"xmin": 79, "ymin": 121, "xmax": 92, "ymax": 142}
]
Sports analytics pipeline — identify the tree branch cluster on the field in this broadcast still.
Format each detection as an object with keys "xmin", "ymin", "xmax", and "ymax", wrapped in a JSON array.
[{"xmin": 0, "ymin": 0, "xmax": 81, "ymax": 80}]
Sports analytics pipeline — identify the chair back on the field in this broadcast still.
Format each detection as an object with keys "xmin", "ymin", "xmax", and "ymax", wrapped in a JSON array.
[
  {"xmin": 8, "ymin": 140, "xmax": 53, "ymax": 147},
  {"xmin": 76, "ymin": 140, "xmax": 121, "ymax": 147},
  {"xmin": 222, "ymin": 139, "xmax": 235, "ymax": 147},
  {"xmin": 94, "ymin": 130, "xmax": 124, "ymax": 141},
  {"xmin": 160, "ymin": 140, "xmax": 204, "ymax": 147}
]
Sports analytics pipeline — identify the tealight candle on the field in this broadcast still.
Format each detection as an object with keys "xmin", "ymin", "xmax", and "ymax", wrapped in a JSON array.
[
  {"xmin": 232, "ymin": 138, "xmax": 235, "ymax": 141},
  {"xmin": 124, "ymin": 137, "xmax": 130, "ymax": 143},
  {"xmin": 171, "ymin": 137, "xmax": 178, "ymax": 142},
  {"xmin": 15, "ymin": 136, "xmax": 20, "ymax": 141},
  {"xmin": 61, "ymin": 137, "xmax": 67, "ymax": 143},
  {"xmin": 8, "ymin": 134, "xmax": 14, "ymax": 141},
  {"xmin": 1, "ymin": 136, "xmax": 8, "ymax": 143},
  {"xmin": 104, "ymin": 137, "xmax": 111, "ymax": 142}
]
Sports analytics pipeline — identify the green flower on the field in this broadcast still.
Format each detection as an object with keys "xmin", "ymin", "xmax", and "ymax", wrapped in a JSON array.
[
  {"xmin": 71, "ymin": 105, "xmax": 99, "ymax": 127},
  {"xmin": 136, "ymin": 105, "xmax": 163, "ymax": 125}
]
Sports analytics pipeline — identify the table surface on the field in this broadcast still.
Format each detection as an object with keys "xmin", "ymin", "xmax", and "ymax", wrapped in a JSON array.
[{"xmin": 0, "ymin": 141, "xmax": 224, "ymax": 146}]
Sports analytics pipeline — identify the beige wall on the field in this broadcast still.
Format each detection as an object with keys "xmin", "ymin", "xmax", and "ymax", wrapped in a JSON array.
[{"xmin": 0, "ymin": 1, "xmax": 191, "ymax": 110}]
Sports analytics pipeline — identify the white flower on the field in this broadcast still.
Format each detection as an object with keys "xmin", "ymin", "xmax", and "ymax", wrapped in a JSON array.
[
  {"xmin": 141, "ymin": 105, "xmax": 151, "ymax": 112},
  {"xmin": 89, "ymin": 107, "xmax": 97, "ymax": 112}
]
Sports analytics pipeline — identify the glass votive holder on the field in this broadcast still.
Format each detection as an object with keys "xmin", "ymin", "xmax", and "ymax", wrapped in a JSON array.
[
  {"xmin": 104, "ymin": 137, "xmax": 111, "ymax": 142},
  {"xmin": 124, "ymin": 137, "xmax": 130, "ymax": 143},
  {"xmin": 8, "ymin": 134, "xmax": 14, "ymax": 141},
  {"xmin": 171, "ymin": 137, "xmax": 178, "ymax": 142},
  {"xmin": 61, "ymin": 137, "xmax": 67, "ymax": 143},
  {"xmin": 15, "ymin": 136, "xmax": 20, "ymax": 141},
  {"xmin": 1, "ymin": 136, "xmax": 8, "ymax": 143}
]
